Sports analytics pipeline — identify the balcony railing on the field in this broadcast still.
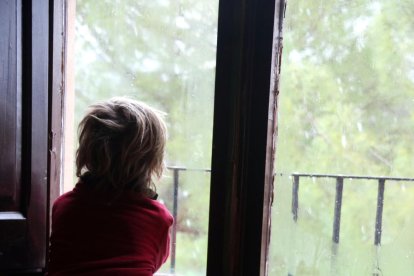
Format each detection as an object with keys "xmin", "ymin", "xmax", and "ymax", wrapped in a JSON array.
[
  {"xmin": 164, "ymin": 166, "xmax": 211, "ymax": 275},
  {"xmin": 163, "ymin": 168, "xmax": 414, "ymax": 275},
  {"xmin": 284, "ymin": 173, "xmax": 414, "ymax": 276}
]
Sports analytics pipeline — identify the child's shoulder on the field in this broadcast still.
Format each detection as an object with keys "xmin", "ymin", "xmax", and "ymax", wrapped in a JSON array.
[
  {"xmin": 50, "ymin": 190, "xmax": 78, "ymax": 219},
  {"xmin": 53, "ymin": 189, "xmax": 72, "ymax": 204},
  {"xmin": 143, "ymin": 198, "xmax": 174, "ymax": 226}
]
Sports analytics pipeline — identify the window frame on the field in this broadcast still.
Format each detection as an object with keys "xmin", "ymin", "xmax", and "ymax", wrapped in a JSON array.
[
  {"xmin": 0, "ymin": 0, "xmax": 285, "ymax": 273},
  {"xmin": 0, "ymin": 0, "xmax": 52, "ymax": 273},
  {"xmin": 207, "ymin": 0, "xmax": 285, "ymax": 275}
]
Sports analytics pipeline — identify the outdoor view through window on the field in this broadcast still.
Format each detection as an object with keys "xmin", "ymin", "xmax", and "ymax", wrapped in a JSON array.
[
  {"xmin": 270, "ymin": 0, "xmax": 414, "ymax": 275},
  {"xmin": 63, "ymin": 1, "xmax": 218, "ymax": 275}
]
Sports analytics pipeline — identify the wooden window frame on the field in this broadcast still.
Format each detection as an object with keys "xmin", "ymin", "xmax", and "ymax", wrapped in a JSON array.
[
  {"xmin": 207, "ymin": 0, "xmax": 285, "ymax": 275},
  {"xmin": 0, "ymin": 0, "xmax": 53, "ymax": 273}
]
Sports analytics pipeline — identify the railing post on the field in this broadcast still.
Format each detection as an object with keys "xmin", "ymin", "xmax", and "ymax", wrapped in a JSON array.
[
  {"xmin": 374, "ymin": 179, "xmax": 385, "ymax": 246},
  {"xmin": 288, "ymin": 175, "xmax": 300, "ymax": 276},
  {"xmin": 331, "ymin": 177, "xmax": 344, "ymax": 275},
  {"xmin": 291, "ymin": 175, "xmax": 299, "ymax": 222},
  {"xmin": 170, "ymin": 168, "xmax": 180, "ymax": 274},
  {"xmin": 373, "ymin": 179, "xmax": 385, "ymax": 276},
  {"xmin": 332, "ymin": 177, "xmax": 344, "ymax": 245}
]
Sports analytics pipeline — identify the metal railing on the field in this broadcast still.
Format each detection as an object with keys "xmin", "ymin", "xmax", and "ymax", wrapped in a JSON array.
[
  {"xmin": 165, "ymin": 166, "xmax": 211, "ymax": 275},
  {"xmin": 163, "ymin": 168, "xmax": 414, "ymax": 275},
  {"xmin": 284, "ymin": 173, "xmax": 414, "ymax": 276}
]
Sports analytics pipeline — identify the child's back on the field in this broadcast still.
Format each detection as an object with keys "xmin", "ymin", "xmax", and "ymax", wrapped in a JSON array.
[{"xmin": 48, "ymin": 98, "xmax": 173, "ymax": 276}]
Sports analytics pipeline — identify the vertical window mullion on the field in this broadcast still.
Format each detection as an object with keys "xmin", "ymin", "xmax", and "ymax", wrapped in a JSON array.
[{"xmin": 207, "ymin": 0, "xmax": 284, "ymax": 275}]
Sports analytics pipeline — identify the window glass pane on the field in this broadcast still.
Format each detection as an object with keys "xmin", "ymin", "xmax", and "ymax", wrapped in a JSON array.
[
  {"xmin": 64, "ymin": 0, "xmax": 218, "ymax": 275},
  {"xmin": 270, "ymin": 0, "xmax": 414, "ymax": 274}
]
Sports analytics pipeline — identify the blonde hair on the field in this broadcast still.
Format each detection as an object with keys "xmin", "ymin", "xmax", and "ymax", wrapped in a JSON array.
[{"xmin": 76, "ymin": 97, "xmax": 167, "ymax": 194}]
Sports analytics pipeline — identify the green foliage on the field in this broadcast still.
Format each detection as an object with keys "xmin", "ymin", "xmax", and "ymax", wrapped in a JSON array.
[
  {"xmin": 75, "ymin": 0, "xmax": 217, "ymax": 167},
  {"xmin": 277, "ymin": 0, "xmax": 414, "ymax": 177}
]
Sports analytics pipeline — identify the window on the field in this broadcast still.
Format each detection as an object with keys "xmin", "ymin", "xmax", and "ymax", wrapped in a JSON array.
[
  {"xmin": 270, "ymin": 0, "xmax": 414, "ymax": 274},
  {"xmin": 63, "ymin": 0, "xmax": 283, "ymax": 275},
  {"xmin": 0, "ymin": 0, "xmax": 281, "ymax": 274},
  {"xmin": 64, "ymin": 0, "xmax": 218, "ymax": 274}
]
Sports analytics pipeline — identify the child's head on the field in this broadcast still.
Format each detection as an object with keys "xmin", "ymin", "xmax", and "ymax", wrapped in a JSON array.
[{"xmin": 75, "ymin": 97, "xmax": 167, "ymax": 193}]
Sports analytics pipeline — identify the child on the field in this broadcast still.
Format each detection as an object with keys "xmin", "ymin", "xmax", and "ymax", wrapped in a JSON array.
[{"xmin": 48, "ymin": 98, "xmax": 173, "ymax": 276}]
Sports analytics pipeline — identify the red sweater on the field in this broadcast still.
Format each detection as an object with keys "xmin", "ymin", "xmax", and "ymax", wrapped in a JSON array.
[{"xmin": 48, "ymin": 181, "xmax": 173, "ymax": 276}]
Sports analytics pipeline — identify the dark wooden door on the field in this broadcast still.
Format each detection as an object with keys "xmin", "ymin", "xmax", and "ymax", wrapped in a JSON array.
[{"xmin": 0, "ymin": 0, "xmax": 51, "ymax": 273}]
